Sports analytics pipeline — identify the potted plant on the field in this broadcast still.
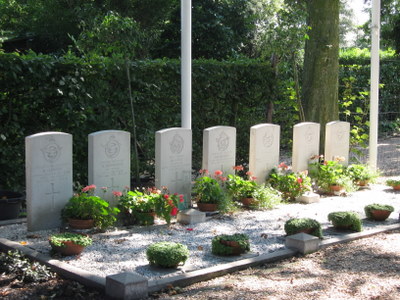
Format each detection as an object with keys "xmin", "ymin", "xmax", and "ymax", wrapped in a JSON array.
[
  {"xmin": 61, "ymin": 184, "xmax": 120, "ymax": 230},
  {"xmin": 49, "ymin": 232, "xmax": 92, "ymax": 256},
  {"xmin": 386, "ymin": 179, "xmax": 400, "ymax": 190},
  {"xmin": 346, "ymin": 164, "xmax": 379, "ymax": 187},
  {"xmin": 211, "ymin": 233, "xmax": 250, "ymax": 256},
  {"xmin": 309, "ymin": 157, "xmax": 355, "ymax": 194},
  {"xmin": 246, "ymin": 184, "xmax": 281, "ymax": 210},
  {"xmin": 146, "ymin": 242, "xmax": 189, "ymax": 268},
  {"xmin": 118, "ymin": 187, "xmax": 183, "ymax": 225},
  {"xmin": 193, "ymin": 169, "xmax": 233, "ymax": 212},
  {"xmin": 267, "ymin": 162, "xmax": 312, "ymax": 201},
  {"xmin": 284, "ymin": 218, "xmax": 323, "ymax": 238},
  {"xmin": 364, "ymin": 203, "xmax": 394, "ymax": 221},
  {"xmin": 328, "ymin": 211, "xmax": 363, "ymax": 232},
  {"xmin": 225, "ymin": 165, "xmax": 258, "ymax": 206},
  {"xmin": 0, "ymin": 190, "xmax": 25, "ymax": 220}
]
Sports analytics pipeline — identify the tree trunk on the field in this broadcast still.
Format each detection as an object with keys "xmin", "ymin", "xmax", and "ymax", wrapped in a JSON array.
[{"xmin": 302, "ymin": 0, "xmax": 340, "ymax": 152}]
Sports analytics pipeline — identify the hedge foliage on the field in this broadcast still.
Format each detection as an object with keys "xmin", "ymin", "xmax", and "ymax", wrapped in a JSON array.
[
  {"xmin": 2, "ymin": 51, "xmax": 400, "ymax": 191},
  {"xmin": 0, "ymin": 53, "xmax": 275, "ymax": 190}
]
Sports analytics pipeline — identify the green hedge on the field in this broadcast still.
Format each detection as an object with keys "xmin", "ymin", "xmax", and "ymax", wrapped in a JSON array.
[{"xmin": 0, "ymin": 53, "xmax": 275, "ymax": 190}]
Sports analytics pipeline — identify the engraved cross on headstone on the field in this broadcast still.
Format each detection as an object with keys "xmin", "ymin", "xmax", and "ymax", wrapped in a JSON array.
[
  {"xmin": 45, "ymin": 182, "xmax": 60, "ymax": 211},
  {"xmin": 107, "ymin": 177, "xmax": 119, "ymax": 191},
  {"xmin": 170, "ymin": 171, "xmax": 183, "ymax": 192}
]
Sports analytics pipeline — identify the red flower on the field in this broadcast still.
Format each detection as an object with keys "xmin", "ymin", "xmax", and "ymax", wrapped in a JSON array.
[
  {"xmin": 179, "ymin": 195, "xmax": 184, "ymax": 202},
  {"xmin": 170, "ymin": 207, "xmax": 178, "ymax": 216},
  {"xmin": 168, "ymin": 199, "xmax": 173, "ymax": 206},
  {"xmin": 82, "ymin": 184, "xmax": 96, "ymax": 192},
  {"xmin": 112, "ymin": 191, "xmax": 123, "ymax": 197},
  {"xmin": 233, "ymin": 165, "xmax": 244, "ymax": 171},
  {"xmin": 214, "ymin": 170, "xmax": 223, "ymax": 176},
  {"xmin": 186, "ymin": 228, "xmax": 193, "ymax": 231},
  {"xmin": 297, "ymin": 178, "xmax": 303, "ymax": 184},
  {"xmin": 278, "ymin": 162, "xmax": 288, "ymax": 169},
  {"xmin": 164, "ymin": 194, "xmax": 169, "ymax": 199}
]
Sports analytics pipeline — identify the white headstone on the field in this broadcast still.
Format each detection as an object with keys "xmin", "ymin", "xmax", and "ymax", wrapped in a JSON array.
[
  {"xmin": 88, "ymin": 130, "xmax": 131, "ymax": 206},
  {"xmin": 292, "ymin": 122, "xmax": 320, "ymax": 172},
  {"xmin": 155, "ymin": 128, "xmax": 192, "ymax": 209},
  {"xmin": 325, "ymin": 121, "xmax": 350, "ymax": 165},
  {"xmin": 202, "ymin": 126, "xmax": 236, "ymax": 176},
  {"xmin": 249, "ymin": 123, "xmax": 280, "ymax": 184},
  {"xmin": 25, "ymin": 132, "xmax": 73, "ymax": 231}
]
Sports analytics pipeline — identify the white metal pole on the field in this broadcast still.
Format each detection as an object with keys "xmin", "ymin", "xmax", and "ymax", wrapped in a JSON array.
[
  {"xmin": 369, "ymin": 0, "xmax": 380, "ymax": 169},
  {"xmin": 181, "ymin": 0, "xmax": 192, "ymax": 129}
]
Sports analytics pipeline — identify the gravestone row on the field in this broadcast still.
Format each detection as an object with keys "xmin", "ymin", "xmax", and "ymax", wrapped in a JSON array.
[{"xmin": 25, "ymin": 122, "xmax": 350, "ymax": 231}]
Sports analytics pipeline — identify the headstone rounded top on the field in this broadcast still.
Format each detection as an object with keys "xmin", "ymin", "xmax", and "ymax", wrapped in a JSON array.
[
  {"xmin": 26, "ymin": 131, "xmax": 71, "ymax": 139},
  {"xmin": 294, "ymin": 122, "xmax": 320, "ymax": 128},
  {"xmin": 156, "ymin": 127, "xmax": 191, "ymax": 134},
  {"xmin": 251, "ymin": 123, "xmax": 279, "ymax": 130},
  {"xmin": 89, "ymin": 130, "xmax": 130, "ymax": 136},
  {"xmin": 204, "ymin": 125, "xmax": 236, "ymax": 132}
]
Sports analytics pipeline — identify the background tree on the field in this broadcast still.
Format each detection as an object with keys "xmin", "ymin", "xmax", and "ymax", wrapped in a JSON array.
[{"xmin": 302, "ymin": 0, "xmax": 340, "ymax": 149}]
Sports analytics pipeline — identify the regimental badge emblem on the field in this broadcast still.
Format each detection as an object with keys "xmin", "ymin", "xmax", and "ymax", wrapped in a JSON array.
[
  {"xmin": 41, "ymin": 137, "xmax": 62, "ymax": 163},
  {"xmin": 263, "ymin": 131, "xmax": 274, "ymax": 148},
  {"xmin": 170, "ymin": 134, "xmax": 184, "ymax": 154},
  {"xmin": 305, "ymin": 127, "xmax": 314, "ymax": 143},
  {"xmin": 216, "ymin": 131, "xmax": 229, "ymax": 152},
  {"xmin": 104, "ymin": 135, "xmax": 121, "ymax": 159}
]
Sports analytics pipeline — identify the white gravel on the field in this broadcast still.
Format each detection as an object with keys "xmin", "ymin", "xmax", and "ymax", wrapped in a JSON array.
[{"xmin": 1, "ymin": 183, "xmax": 400, "ymax": 280}]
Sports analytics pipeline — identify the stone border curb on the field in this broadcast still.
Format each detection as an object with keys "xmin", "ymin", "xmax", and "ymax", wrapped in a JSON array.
[
  {"xmin": 0, "ymin": 238, "xmax": 105, "ymax": 290},
  {"xmin": 0, "ymin": 223, "xmax": 399, "ymax": 296}
]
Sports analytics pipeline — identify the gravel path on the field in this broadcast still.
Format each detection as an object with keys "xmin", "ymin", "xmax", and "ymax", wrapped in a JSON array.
[{"xmin": 1, "ymin": 183, "xmax": 399, "ymax": 281}]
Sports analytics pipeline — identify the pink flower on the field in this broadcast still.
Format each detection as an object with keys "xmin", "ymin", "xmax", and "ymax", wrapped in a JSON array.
[
  {"xmin": 250, "ymin": 176, "xmax": 257, "ymax": 181},
  {"xmin": 199, "ymin": 169, "xmax": 209, "ymax": 175},
  {"xmin": 297, "ymin": 178, "xmax": 303, "ymax": 184},
  {"xmin": 220, "ymin": 176, "xmax": 227, "ymax": 181},
  {"xmin": 278, "ymin": 162, "xmax": 288, "ymax": 169},
  {"xmin": 101, "ymin": 186, "xmax": 108, "ymax": 191},
  {"xmin": 82, "ymin": 184, "xmax": 96, "ymax": 193},
  {"xmin": 246, "ymin": 171, "xmax": 253, "ymax": 176},
  {"xmin": 179, "ymin": 195, "xmax": 184, "ymax": 202},
  {"xmin": 233, "ymin": 165, "xmax": 244, "ymax": 171},
  {"xmin": 113, "ymin": 191, "xmax": 123, "ymax": 197},
  {"xmin": 214, "ymin": 170, "xmax": 223, "ymax": 176},
  {"xmin": 170, "ymin": 207, "xmax": 178, "ymax": 216}
]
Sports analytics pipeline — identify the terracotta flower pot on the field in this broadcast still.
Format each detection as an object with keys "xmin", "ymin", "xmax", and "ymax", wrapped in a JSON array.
[
  {"xmin": 392, "ymin": 184, "xmax": 400, "ymax": 191},
  {"xmin": 50, "ymin": 240, "xmax": 86, "ymax": 256},
  {"xmin": 197, "ymin": 202, "xmax": 218, "ymax": 212},
  {"xmin": 68, "ymin": 218, "xmax": 94, "ymax": 229},
  {"xmin": 356, "ymin": 180, "xmax": 369, "ymax": 187},
  {"xmin": 330, "ymin": 185, "xmax": 344, "ymax": 192},
  {"xmin": 369, "ymin": 209, "xmax": 392, "ymax": 221},
  {"xmin": 240, "ymin": 197, "xmax": 255, "ymax": 207}
]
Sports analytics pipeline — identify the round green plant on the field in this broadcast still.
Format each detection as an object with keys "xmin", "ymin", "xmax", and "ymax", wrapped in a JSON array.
[
  {"xmin": 146, "ymin": 242, "xmax": 189, "ymax": 268},
  {"xmin": 328, "ymin": 211, "xmax": 363, "ymax": 232},
  {"xmin": 364, "ymin": 204, "xmax": 394, "ymax": 219},
  {"xmin": 386, "ymin": 179, "xmax": 400, "ymax": 187},
  {"xmin": 247, "ymin": 185, "xmax": 281, "ymax": 210},
  {"xmin": 346, "ymin": 164, "xmax": 379, "ymax": 184},
  {"xmin": 284, "ymin": 218, "xmax": 323, "ymax": 238},
  {"xmin": 211, "ymin": 233, "xmax": 250, "ymax": 256},
  {"xmin": 49, "ymin": 232, "xmax": 93, "ymax": 248}
]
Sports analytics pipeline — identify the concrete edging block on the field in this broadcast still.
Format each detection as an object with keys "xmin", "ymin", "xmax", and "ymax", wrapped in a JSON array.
[
  {"xmin": 106, "ymin": 272, "xmax": 148, "ymax": 300},
  {"xmin": 285, "ymin": 233, "xmax": 320, "ymax": 254}
]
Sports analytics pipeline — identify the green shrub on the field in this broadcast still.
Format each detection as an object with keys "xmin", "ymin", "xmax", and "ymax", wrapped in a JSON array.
[
  {"xmin": 249, "ymin": 185, "xmax": 281, "ymax": 210},
  {"xmin": 146, "ymin": 242, "xmax": 189, "ymax": 268},
  {"xmin": 328, "ymin": 211, "xmax": 362, "ymax": 232},
  {"xmin": 211, "ymin": 233, "xmax": 250, "ymax": 256},
  {"xmin": 49, "ymin": 232, "xmax": 93, "ymax": 248},
  {"xmin": 284, "ymin": 218, "xmax": 323, "ymax": 238},
  {"xmin": 364, "ymin": 204, "xmax": 394, "ymax": 219}
]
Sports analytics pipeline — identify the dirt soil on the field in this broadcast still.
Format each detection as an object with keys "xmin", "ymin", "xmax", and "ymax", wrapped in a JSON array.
[{"xmin": 2, "ymin": 229, "xmax": 400, "ymax": 300}]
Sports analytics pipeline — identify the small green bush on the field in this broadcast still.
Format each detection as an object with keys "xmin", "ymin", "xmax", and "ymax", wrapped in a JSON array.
[
  {"xmin": 211, "ymin": 233, "xmax": 250, "ymax": 256},
  {"xmin": 328, "ymin": 211, "xmax": 363, "ymax": 232},
  {"xmin": 364, "ymin": 204, "xmax": 394, "ymax": 219},
  {"xmin": 49, "ymin": 232, "xmax": 93, "ymax": 248},
  {"xmin": 146, "ymin": 242, "xmax": 189, "ymax": 268},
  {"xmin": 284, "ymin": 218, "xmax": 323, "ymax": 238}
]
